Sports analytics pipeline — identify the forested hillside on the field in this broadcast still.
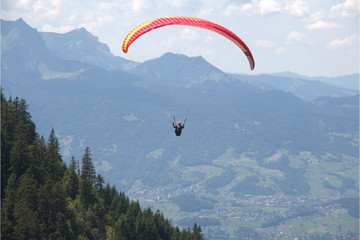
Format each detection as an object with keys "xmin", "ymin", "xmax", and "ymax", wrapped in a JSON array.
[{"xmin": 1, "ymin": 93, "xmax": 203, "ymax": 240}]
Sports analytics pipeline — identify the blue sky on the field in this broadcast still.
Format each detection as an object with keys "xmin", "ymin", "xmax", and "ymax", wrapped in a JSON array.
[{"xmin": 2, "ymin": 0, "xmax": 359, "ymax": 77}]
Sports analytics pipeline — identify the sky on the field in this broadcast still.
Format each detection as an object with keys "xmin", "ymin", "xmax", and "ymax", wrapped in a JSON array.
[{"xmin": 1, "ymin": 0, "xmax": 359, "ymax": 77}]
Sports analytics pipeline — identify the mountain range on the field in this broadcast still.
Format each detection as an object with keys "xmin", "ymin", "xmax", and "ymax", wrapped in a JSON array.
[
  {"xmin": 1, "ymin": 18, "xmax": 359, "ymax": 239},
  {"xmin": 231, "ymin": 72, "xmax": 358, "ymax": 100}
]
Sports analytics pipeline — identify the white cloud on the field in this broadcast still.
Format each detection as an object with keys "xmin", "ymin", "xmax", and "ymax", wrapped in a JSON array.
[
  {"xmin": 199, "ymin": 8, "xmax": 213, "ymax": 17},
  {"xmin": 97, "ymin": 15, "xmax": 116, "ymax": 25},
  {"xmin": 286, "ymin": 0, "xmax": 309, "ymax": 17},
  {"xmin": 14, "ymin": 0, "xmax": 32, "ymax": 8},
  {"xmin": 78, "ymin": 21, "xmax": 103, "ymax": 33},
  {"xmin": 286, "ymin": 31, "xmax": 310, "ymax": 44},
  {"xmin": 223, "ymin": 3, "xmax": 252, "ymax": 16},
  {"xmin": 307, "ymin": 20, "xmax": 338, "ymax": 30},
  {"xmin": 181, "ymin": 28, "xmax": 199, "ymax": 40},
  {"xmin": 331, "ymin": 0, "xmax": 360, "ymax": 18},
  {"xmin": 163, "ymin": 0, "xmax": 185, "ymax": 8},
  {"xmin": 53, "ymin": 2, "xmax": 118, "ymax": 34},
  {"xmin": 162, "ymin": 0, "xmax": 199, "ymax": 11},
  {"xmin": 326, "ymin": 35, "xmax": 357, "ymax": 48},
  {"xmin": 68, "ymin": 13, "xmax": 78, "ymax": 23},
  {"xmin": 310, "ymin": 11, "xmax": 326, "ymax": 22},
  {"xmin": 32, "ymin": 0, "xmax": 44, "ymax": 11},
  {"xmin": 98, "ymin": 1, "xmax": 119, "ymax": 11},
  {"xmin": 275, "ymin": 47, "xmax": 287, "ymax": 55},
  {"xmin": 204, "ymin": 35, "xmax": 214, "ymax": 43},
  {"xmin": 257, "ymin": 0, "xmax": 281, "ymax": 15},
  {"xmin": 255, "ymin": 39, "xmax": 276, "ymax": 47},
  {"xmin": 223, "ymin": 0, "xmax": 281, "ymax": 16},
  {"xmin": 131, "ymin": 0, "xmax": 146, "ymax": 12},
  {"xmin": 83, "ymin": 11, "xmax": 95, "ymax": 22},
  {"xmin": 41, "ymin": 24, "xmax": 74, "ymax": 33},
  {"xmin": 32, "ymin": 0, "xmax": 61, "ymax": 18},
  {"xmin": 306, "ymin": 9, "xmax": 339, "ymax": 30}
]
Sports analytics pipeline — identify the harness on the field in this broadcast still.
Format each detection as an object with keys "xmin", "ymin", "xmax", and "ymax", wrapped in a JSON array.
[{"xmin": 173, "ymin": 116, "xmax": 186, "ymax": 136}]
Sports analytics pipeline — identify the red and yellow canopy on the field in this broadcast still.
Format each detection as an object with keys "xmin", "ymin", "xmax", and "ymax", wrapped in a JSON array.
[{"xmin": 122, "ymin": 16, "xmax": 255, "ymax": 70}]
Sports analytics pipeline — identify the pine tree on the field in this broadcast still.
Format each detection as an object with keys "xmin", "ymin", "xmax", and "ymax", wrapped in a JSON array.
[
  {"xmin": 12, "ymin": 167, "xmax": 41, "ymax": 239},
  {"xmin": 9, "ymin": 127, "xmax": 30, "ymax": 177},
  {"xmin": 138, "ymin": 208, "xmax": 160, "ymax": 240},
  {"xmin": 44, "ymin": 129, "xmax": 64, "ymax": 182},
  {"xmin": 192, "ymin": 223, "xmax": 204, "ymax": 240},
  {"xmin": 11, "ymin": 97, "xmax": 37, "ymax": 144},
  {"xmin": 79, "ymin": 176, "xmax": 94, "ymax": 209},
  {"xmin": 48, "ymin": 128, "xmax": 61, "ymax": 160},
  {"xmin": 69, "ymin": 156, "xmax": 77, "ymax": 173},
  {"xmin": 170, "ymin": 226, "xmax": 181, "ymax": 240},
  {"xmin": 103, "ymin": 183, "xmax": 112, "ymax": 211},
  {"xmin": 93, "ymin": 199, "xmax": 107, "ymax": 240},
  {"xmin": 96, "ymin": 174, "xmax": 105, "ymax": 191},
  {"xmin": 47, "ymin": 182, "xmax": 71, "ymax": 239},
  {"xmin": 81, "ymin": 147, "xmax": 96, "ymax": 183},
  {"xmin": 65, "ymin": 156, "xmax": 79, "ymax": 200},
  {"xmin": 4, "ymin": 97, "xmax": 37, "ymax": 179},
  {"xmin": 80, "ymin": 147, "xmax": 96, "ymax": 208},
  {"xmin": 1, "ymin": 93, "xmax": 13, "ymax": 200}
]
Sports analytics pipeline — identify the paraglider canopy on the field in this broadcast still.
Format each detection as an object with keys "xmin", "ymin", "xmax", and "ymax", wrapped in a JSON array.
[{"xmin": 122, "ymin": 16, "xmax": 255, "ymax": 70}]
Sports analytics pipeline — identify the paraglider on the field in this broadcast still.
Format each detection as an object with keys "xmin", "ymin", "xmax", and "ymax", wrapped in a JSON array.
[
  {"xmin": 122, "ymin": 16, "xmax": 255, "ymax": 70},
  {"xmin": 172, "ymin": 117, "xmax": 186, "ymax": 136},
  {"xmin": 122, "ymin": 16, "xmax": 255, "ymax": 136}
]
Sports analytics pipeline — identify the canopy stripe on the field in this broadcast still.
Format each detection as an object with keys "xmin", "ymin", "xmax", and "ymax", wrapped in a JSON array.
[{"xmin": 122, "ymin": 16, "xmax": 255, "ymax": 70}]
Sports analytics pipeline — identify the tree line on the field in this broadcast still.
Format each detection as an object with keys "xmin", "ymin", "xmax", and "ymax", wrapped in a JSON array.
[{"xmin": 1, "ymin": 93, "xmax": 203, "ymax": 240}]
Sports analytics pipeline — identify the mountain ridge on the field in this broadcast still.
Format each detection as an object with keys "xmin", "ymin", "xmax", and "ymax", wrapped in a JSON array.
[
  {"xmin": 1, "ymin": 18, "xmax": 88, "ymax": 86},
  {"xmin": 271, "ymin": 71, "xmax": 359, "ymax": 91},
  {"xmin": 40, "ymin": 27, "xmax": 138, "ymax": 71},
  {"xmin": 230, "ymin": 72, "xmax": 358, "ymax": 100}
]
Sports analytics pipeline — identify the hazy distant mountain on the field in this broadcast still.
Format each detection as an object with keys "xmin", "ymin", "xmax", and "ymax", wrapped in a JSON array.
[
  {"xmin": 128, "ymin": 52, "xmax": 236, "ymax": 88},
  {"xmin": 40, "ymin": 28, "xmax": 138, "ymax": 71},
  {"xmin": 231, "ymin": 73, "xmax": 358, "ymax": 100},
  {"xmin": 312, "ymin": 94, "xmax": 359, "ymax": 119},
  {"xmin": 2, "ymin": 18, "xmax": 359, "ymax": 239},
  {"xmin": 272, "ymin": 71, "xmax": 359, "ymax": 91},
  {"xmin": 1, "ymin": 18, "xmax": 88, "ymax": 87}
]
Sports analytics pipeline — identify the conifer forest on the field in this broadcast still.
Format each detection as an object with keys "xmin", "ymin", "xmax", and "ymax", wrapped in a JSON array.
[{"xmin": 1, "ymin": 93, "xmax": 203, "ymax": 240}]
